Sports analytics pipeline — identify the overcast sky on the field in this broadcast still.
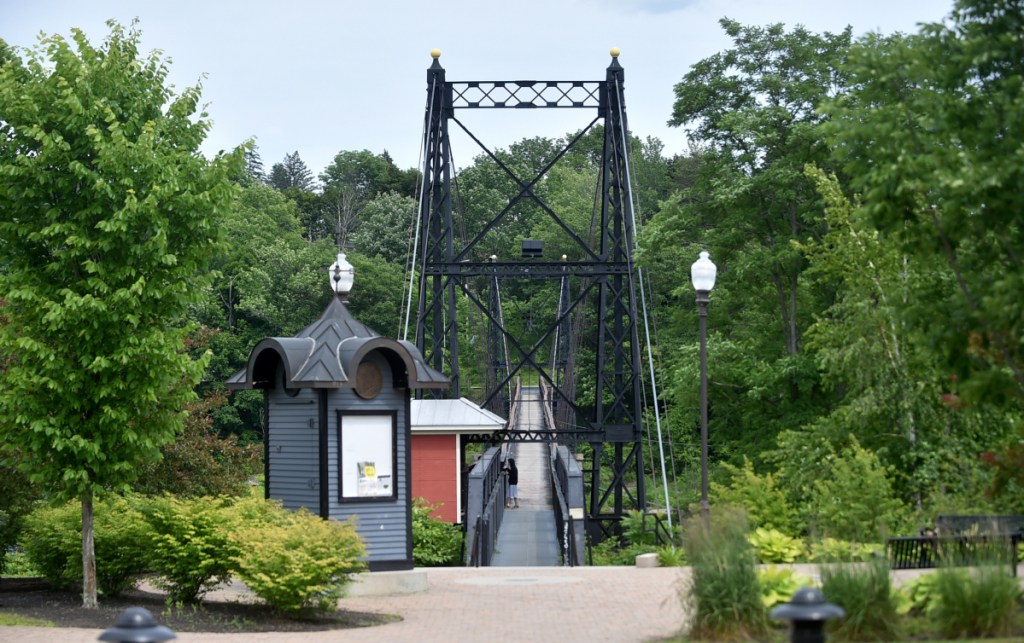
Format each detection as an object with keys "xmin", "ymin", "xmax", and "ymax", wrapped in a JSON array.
[{"xmin": 5, "ymin": 0, "xmax": 954, "ymax": 179}]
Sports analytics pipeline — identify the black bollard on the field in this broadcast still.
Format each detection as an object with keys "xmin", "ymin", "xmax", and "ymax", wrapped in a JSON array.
[
  {"xmin": 98, "ymin": 607, "xmax": 176, "ymax": 643},
  {"xmin": 770, "ymin": 586, "xmax": 844, "ymax": 643}
]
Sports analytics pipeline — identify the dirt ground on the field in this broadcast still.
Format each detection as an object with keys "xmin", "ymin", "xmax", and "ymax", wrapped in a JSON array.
[{"xmin": 0, "ymin": 578, "xmax": 393, "ymax": 633}]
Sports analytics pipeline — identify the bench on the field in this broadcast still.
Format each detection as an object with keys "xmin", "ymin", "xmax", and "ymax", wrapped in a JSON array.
[{"xmin": 887, "ymin": 515, "xmax": 1023, "ymax": 576}]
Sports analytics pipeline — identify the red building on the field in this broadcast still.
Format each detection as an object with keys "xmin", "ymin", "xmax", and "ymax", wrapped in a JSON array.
[{"xmin": 411, "ymin": 398, "xmax": 504, "ymax": 523}]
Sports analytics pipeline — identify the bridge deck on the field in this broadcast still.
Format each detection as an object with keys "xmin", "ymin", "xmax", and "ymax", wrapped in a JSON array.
[{"xmin": 491, "ymin": 387, "xmax": 561, "ymax": 566}]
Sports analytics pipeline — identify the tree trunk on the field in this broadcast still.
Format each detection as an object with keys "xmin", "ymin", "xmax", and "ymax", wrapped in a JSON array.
[{"xmin": 82, "ymin": 490, "xmax": 97, "ymax": 608}]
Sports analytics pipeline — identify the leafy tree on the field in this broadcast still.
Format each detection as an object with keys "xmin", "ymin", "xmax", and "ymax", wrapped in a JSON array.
[
  {"xmin": 798, "ymin": 166, "xmax": 1007, "ymax": 510},
  {"xmin": 132, "ymin": 389, "xmax": 262, "ymax": 497},
  {"xmin": 350, "ymin": 191, "xmax": 417, "ymax": 266},
  {"xmin": 808, "ymin": 438, "xmax": 909, "ymax": 542},
  {"xmin": 646, "ymin": 19, "xmax": 852, "ymax": 464},
  {"xmin": 711, "ymin": 457, "xmax": 800, "ymax": 535},
  {"xmin": 318, "ymin": 149, "xmax": 419, "ymax": 248},
  {"xmin": 0, "ymin": 22, "xmax": 241, "ymax": 606},
  {"xmin": 243, "ymin": 142, "xmax": 265, "ymax": 184},
  {"xmin": 321, "ymin": 149, "xmax": 417, "ymax": 202},
  {"xmin": 825, "ymin": 0, "xmax": 1024, "ymax": 404},
  {"xmin": 268, "ymin": 151, "xmax": 316, "ymax": 192}
]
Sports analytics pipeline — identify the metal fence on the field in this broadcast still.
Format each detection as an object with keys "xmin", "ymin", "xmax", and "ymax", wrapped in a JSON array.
[{"xmin": 466, "ymin": 446, "xmax": 506, "ymax": 566}]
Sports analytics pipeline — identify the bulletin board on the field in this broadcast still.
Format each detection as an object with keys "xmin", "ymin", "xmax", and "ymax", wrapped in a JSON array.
[{"xmin": 338, "ymin": 411, "xmax": 397, "ymax": 502}]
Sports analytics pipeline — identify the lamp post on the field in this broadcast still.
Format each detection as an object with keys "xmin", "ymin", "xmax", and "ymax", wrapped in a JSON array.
[{"xmin": 691, "ymin": 250, "xmax": 716, "ymax": 521}]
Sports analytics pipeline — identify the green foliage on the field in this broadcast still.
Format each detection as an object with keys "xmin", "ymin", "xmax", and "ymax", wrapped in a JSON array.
[
  {"xmin": 808, "ymin": 437, "xmax": 909, "ymax": 542},
  {"xmin": 411, "ymin": 499, "xmax": 462, "ymax": 567},
  {"xmin": 142, "ymin": 495, "xmax": 235, "ymax": 603},
  {"xmin": 798, "ymin": 165, "xmax": 1007, "ymax": 509},
  {"xmin": 350, "ymin": 191, "xmax": 417, "ymax": 267},
  {"xmin": 820, "ymin": 557, "xmax": 902, "ymax": 641},
  {"xmin": 0, "ymin": 463, "xmax": 39, "ymax": 575},
  {"xmin": 2, "ymin": 549, "xmax": 40, "ymax": 578},
  {"xmin": 826, "ymin": 0, "xmax": 1024, "ymax": 403},
  {"xmin": 756, "ymin": 566, "xmax": 813, "ymax": 609},
  {"xmin": 588, "ymin": 537, "xmax": 655, "ymax": 566},
  {"xmin": 929, "ymin": 565, "xmax": 1022, "ymax": 639},
  {"xmin": 0, "ymin": 20, "xmax": 241, "ymax": 605},
  {"xmin": 682, "ymin": 511, "xmax": 768, "ymax": 640},
  {"xmin": 809, "ymin": 538, "xmax": 882, "ymax": 563},
  {"xmin": 225, "ymin": 497, "xmax": 366, "ymax": 613},
  {"xmin": 648, "ymin": 18, "xmax": 852, "ymax": 466},
  {"xmin": 21, "ymin": 497, "xmax": 151, "ymax": 596},
  {"xmin": 20, "ymin": 504, "xmax": 77, "ymax": 589},
  {"xmin": 656, "ymin": 546, "xmax": 687, "ymax": 567},
  {"xmin": 0, "ymin": 20, "xmax": 242, "ymax": 501},
  {"xmin": 134, "ymin": 390, "xmax": 262, "ymax": 498},
  {"xmin": 747, "ymin": 527, "xmax": 806, "ymax": 564},
  {"xmin": 712, "ymin": 458, "xmax": 800, "ymax": 535},
  {"xmin": 900, "ymin": 571, "xmax": 942, "ymax": 615}
]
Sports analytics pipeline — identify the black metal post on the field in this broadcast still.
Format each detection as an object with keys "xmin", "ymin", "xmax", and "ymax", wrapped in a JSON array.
[
  {"xmin": 99, "ymin": 607, "xmax": 176, "ymax": 643},
  {"xmin": 770, "ymin": 586, "xmax": 845, "ymax": 643},
  {"xmin": 697, "ymin": 289, "xmax": 710, "ymax": 521}
]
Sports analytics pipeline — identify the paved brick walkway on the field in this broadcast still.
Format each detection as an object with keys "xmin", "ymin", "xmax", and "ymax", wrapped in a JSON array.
[
  {"xmin": 1, "ymin": 565, "xmax": 1004, "ymax": 643},
  {"xmin": 0, "ymin": 566, "xmax": 688, "ymax": 643}
]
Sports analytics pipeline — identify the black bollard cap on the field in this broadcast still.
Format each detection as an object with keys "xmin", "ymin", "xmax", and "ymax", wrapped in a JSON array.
[
  {"xmin": 98, "ymin": 607, "xmax": 176, "ymax": 642},
  {"xmin": 770, "ymin": 586, "xmax": 845, "ymax": 622}
]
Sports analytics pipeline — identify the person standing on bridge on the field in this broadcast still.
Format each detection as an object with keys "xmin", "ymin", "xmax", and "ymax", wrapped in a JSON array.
[{"xmin": 505, "ymin": 457, "xmax": 519, "ymax": 509}]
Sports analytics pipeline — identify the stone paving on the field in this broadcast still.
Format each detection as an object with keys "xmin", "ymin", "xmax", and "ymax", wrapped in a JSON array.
[
  {"xmin": 0, "ymin": 566, "xmax": 689, "ymax": 643},
  {"xmin": 1, "ymin": 565, "xmax": 1002, "ymax": 643}
]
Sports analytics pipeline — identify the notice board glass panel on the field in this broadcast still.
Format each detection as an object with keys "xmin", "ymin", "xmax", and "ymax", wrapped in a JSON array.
[{"xmin": 338, "ymin": 411, "xmax": 397, "ymax": 502}]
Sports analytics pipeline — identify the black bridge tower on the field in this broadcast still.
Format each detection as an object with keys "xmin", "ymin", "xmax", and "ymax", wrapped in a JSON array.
[{"xmin": 415, "ymin": 49, "xmax": 645, "ymax": 541}]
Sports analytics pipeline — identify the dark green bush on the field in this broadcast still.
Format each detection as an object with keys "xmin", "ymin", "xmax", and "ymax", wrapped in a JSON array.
[
  {"xmin": 411, "ymin": 498, "xmax": 462, "ymax": 566},
  {"xmin": 0, "ymin": 463, "xmax": 39, "ymax": 576},
  {"xmin": 21, "ymin": 496, "xmax": 151, "ymax": 596}
]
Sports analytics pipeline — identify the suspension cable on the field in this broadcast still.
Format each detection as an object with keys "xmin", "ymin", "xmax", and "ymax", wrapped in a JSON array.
[
  {"xmin": 403, "ymin": 76, "xmax": 436, "ymax": 342},
  {"xmin": 615, "ymin": 77, "xmax": 673, "ymax": 534}
]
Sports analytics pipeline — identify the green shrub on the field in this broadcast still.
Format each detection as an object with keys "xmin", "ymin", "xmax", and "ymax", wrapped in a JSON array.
[
  {"xmin": 621, "ymin": 509, "xmax": 678, "ymax": 546},
  {"xmin": 820, "ymin": 557, "xmax": 902, "ymax": 641},
  {"xmin": 809, "ymin": 537, "xmax": 882, "ymax": 562},
  {"xmin": 411, "ymin": 499, "xmax": 462, "ymax": 566},
  {"xmin": 656, "ymin": 545, "xmax": 687, "ymax": 567},
  {"xmin": 143, "ymin": 495, "xmax": 234, "ymax": 603},
  {"xmin": 757, "ymin": 565, "xmax": 813, "ymax": 609},
  {"xmin": 2, "ymin": 549, "xmax": 40, "ymax": 578},
  {"xmin": 226, "ymin": 499, "xmax": 366, "ymax": 613},
  {"xmin": 713, "ymin": 457, "xmax": 800, "ymax": 535},
  {"xmin": 21, "ymin": 496, "xmax": 151, "ymax": 596},
  {"xmin": 900, "ymin": 571, "xmax": 941, "ymax": 615},
  {"xmin": 0, "ymin": 464, "xmax": 39, "ymax": 576},
  {"xmin": 930, "ymin": 565, "xmax": 1022, "ymax": 638},
  {"xmin": 748, "ymin": 527, "xmax": 806, "ymax": 563},
  {"xmin": 20, "ymin": 503, "xmax": 78, "ymax": 589},
  {"xmin": 809, "ymin": 438, "xmax": 908, "ymax": 542},
  {"xmin": 682, "ymin": 511, "xmax": 768, "ymax": 640},
  {"xmin": 588, "ymin": 536, "xmax": 654, "ymax": 566}
]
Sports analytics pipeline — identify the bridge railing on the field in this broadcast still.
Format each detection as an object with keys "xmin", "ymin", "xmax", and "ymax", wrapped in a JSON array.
[
  {"xmin": 542, "ymin": 381, "xmax": 586, "ymax": 565},
  {"xmin": 466, "ymin": 445, "xmax": 506, "ymax": 566},
  {"xmin": 551, "ymin": 444, "xmax": 585, "ymax": 565}
]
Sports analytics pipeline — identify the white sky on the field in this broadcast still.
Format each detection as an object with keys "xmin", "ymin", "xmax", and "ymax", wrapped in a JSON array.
[{"xmin": 4, "ymin": 0, "xmax": 953, "ymax": 179}]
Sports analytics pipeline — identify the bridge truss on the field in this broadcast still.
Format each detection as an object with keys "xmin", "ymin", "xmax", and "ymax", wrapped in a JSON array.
[{"xmin": 413, "ymin": 51, "xmax": 647, "ymax": 541}]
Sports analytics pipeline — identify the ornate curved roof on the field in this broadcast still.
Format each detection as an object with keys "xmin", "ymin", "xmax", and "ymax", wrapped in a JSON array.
[{"xmin": 226, "ymin": 297, "xmax": 448, "ymax": 391}]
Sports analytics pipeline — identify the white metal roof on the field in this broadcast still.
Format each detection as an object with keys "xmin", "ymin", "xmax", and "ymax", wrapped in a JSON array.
[{"xmin": 411, "ymin": 398, "xmax": 506, "ymax": 434}]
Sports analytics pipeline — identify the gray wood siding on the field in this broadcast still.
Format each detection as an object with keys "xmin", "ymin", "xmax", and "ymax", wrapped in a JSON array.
[
  {"xmin": 328, "ymin": 353, "xmax": 411, "ymax": 565},
  {"xmin": 266, "ymin": 389, "xmax": 319, "ymax": 513}
]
